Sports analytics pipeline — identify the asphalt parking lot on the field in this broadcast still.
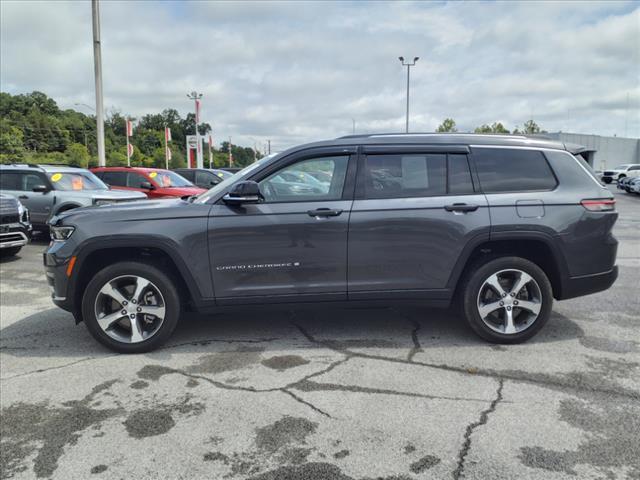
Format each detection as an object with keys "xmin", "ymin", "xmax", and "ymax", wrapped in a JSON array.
[{"xmin": 1, "ymin": 187, "xmax": 638, "ymax": 480}]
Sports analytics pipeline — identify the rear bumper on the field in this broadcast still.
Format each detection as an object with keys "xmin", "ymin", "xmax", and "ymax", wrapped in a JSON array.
[{"xmin": 558, "ymin": 266, "xmax": 618, "ymax": 300}]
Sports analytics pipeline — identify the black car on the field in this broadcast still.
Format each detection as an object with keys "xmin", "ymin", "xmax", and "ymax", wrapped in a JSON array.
[
  {"xmin": 45, "ymin": 134, "xmax": 618, "ymax": 353},
  {"xmin": 0, "ymin": 194, "xmax": 31, "ymax": 256},
  {"xmin": 173, "ymin": 168, "xmax": 232, "ymax": 190}
]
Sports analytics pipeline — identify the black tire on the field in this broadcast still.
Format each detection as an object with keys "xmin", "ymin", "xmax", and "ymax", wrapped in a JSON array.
[
  {"xmin": 603, "ymin": 177, "xmax": 612, "ymax": 184},
  {"xmin": 81, "ymin": 261, "xmax": 181, "ymax": 353},
  {"xmin": 1, "ymin": 246, "xmax": 22, "ymax": 257},
  {"xmin": 460, "ymin": 256, "xmax": 553, "ymax": 344}
]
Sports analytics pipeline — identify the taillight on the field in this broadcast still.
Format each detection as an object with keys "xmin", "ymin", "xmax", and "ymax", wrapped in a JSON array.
[{"xmin": 581, "ymin": 199, "xmax": 616, "ymax": 212}]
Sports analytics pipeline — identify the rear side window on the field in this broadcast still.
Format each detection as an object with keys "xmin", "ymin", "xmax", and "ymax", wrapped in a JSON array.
[
  {"xmin": 0, "ymin": 172, "xmax": 22, "ymax": 190},
  {"xmin": 364, "ymin": 154, "xmax": 446, "ymax": 198},
  {"xmin": 102, "ymin": 171, "xmax": 127, "ymax": 186},
  {"xmin": 448, "ymin": 154, "xmax": 474, "ymax": 194},
  {"xmin": 473, "ymin": 148, "xmax": 557, "ymax": 193}
]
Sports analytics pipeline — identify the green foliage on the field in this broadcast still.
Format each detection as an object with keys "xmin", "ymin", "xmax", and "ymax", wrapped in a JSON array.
[
  {"xmin": 474, "ymin": 122, "xmax": 510, "ymax": 134},
  {"xmin": 436, "ymin": 118, "xmax": 457, "ymax": 133},
  {"xmin": 0, "ymin": 91, "xmax": 254, "ymax": 170},
  {"xmin": 65, "ymin": 142, "xmax": 90, "ymax": 168}
]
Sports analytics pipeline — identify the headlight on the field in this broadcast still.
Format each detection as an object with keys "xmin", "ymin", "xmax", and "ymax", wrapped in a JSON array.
[
  {"xmin": 50, "ymin": 226, "xmax": 75, "ymax": 241},
  {"xmin": 18, "ymin": 203, "xmax": 30, "ymax": 223}
]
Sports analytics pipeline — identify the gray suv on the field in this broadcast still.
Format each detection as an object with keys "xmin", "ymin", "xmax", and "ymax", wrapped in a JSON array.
[
  {"xmin": 0, "ymin": 164, "xmax": 146, "ymax": 229},
  {"xmin": 44, "ymin": 134, "xmax": 618, "ymax": 353}
]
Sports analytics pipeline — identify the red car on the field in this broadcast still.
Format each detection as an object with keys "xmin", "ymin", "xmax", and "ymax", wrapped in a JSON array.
[{"xmin": 91, "ymin": 167, "xmax": 207, "ymax": 199}]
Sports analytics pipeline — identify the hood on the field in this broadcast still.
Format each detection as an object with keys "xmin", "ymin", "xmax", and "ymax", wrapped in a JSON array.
[
  {"xmin": 49, "ymin": 198, "xmax": 211, "ymax": 226},
  {"xmin": 156, "ymin": 186, "xmax": 207, "ymax": 197}
]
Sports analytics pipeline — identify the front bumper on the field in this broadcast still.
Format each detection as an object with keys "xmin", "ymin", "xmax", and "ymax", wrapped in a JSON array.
[
  {"xmin": 0, "ymin": 222, "xmax": 31, "ymax": 249},
  {"xmin": 43, "ymin": 244, "xmax": 74, "ymax": 312},
  {"xmin": 558, "ymin": 266, "xmax": 618, "ymax": 300}
]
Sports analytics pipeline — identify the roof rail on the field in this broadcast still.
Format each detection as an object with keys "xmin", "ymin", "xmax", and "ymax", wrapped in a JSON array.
[{"xmin": 336, "ymin": 132, "xmax": 528, "ymax": 140}]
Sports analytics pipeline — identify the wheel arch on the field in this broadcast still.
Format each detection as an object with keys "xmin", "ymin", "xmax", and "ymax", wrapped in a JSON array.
[
  {"xmin": 448, "ymin": 231, "xmax": 569, "ymax": 300},
  {"xmin": 70, "ymin": 238, "xmax": 201, "ymax": 323}
]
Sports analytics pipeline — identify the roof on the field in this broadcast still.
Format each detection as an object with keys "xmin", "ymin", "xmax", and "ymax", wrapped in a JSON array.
[
  {"xmin": 332, "ymin": 133, "xmax": 566, "ymax": 149},
  {"xmin": 0, "ymin": 164, "xmax": 90, "ymax": 172},
  {"xmin": 91, "ymin": 166, "xmax": 171, "ymax": 172}
]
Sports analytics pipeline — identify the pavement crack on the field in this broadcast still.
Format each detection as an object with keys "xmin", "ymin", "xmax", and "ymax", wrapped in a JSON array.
[
  {"xmin": 0, "ymin": 356, "xmax": 116, "ymax": 381},
  {"xmin": 281, "ymin": 388, "xmax": 332, "ymax": 418},
  {"xmin": 453, "ymin": 378, "xmax": 504, "ymax": 480},
  {"xmin": 408, "ymin": 321, "xmax": 423, "ymax": 362}
]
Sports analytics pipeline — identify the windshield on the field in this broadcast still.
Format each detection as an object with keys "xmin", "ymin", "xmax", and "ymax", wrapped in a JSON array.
[
  {"xmin": 48, "ymin": 171, "xmax": 108, "ymax": 191},
  {"xmin": 150, "ymin": 170, "xmax": 195, "ymax": 188},
  {"xmin": 195, "ymin": 155, "xmax": 275, "ymax": 203}
]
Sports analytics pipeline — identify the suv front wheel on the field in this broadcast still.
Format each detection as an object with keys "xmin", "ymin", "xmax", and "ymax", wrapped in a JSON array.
[
  {"xmin": 461, "ymin": 257, "xmax": 553, "ymax": 343},
  {"xmin": 82, "ymin": 261, "xmax": 180, "ymax": 353}
]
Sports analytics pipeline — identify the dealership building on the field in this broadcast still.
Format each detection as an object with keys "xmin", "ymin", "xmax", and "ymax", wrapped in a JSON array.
[{"xmin": 541, "ymin": 132, "xmax": 639, "ymax": 170}]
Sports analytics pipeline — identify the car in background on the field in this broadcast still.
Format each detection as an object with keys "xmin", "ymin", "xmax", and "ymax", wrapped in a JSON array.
[
  {"xmin": 625, "ymin": 177, "xmax": 640, "ymax": 195},
  {"xmin": 91, "ymin": 167, "xmax": 207, "ymax": 199},
  {"xmin": 0, "ymin": 194, "xmax": 31, "ymax": 256},
  {"xmin": 173, "ymin": 168, "xmax": 233, "ymax": 190},
  {"xmin": 220, "ymin": 167, "xmax": 241, "ymax": 174},
  {"xmin": 617, "ymin": 175, "xmax": 635, "ymax": 191},
  {"xmin": 601, "ymin": 164, "xmax": 640, "ymax": 183},
  {"xmin": 0, "ymin": 164, "xmax": 146, "ymax": 230}
]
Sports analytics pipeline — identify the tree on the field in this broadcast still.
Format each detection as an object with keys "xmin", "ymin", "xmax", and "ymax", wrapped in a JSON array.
[
  {"xmin": 436, "ymin": 118, "xmax": 457, "ymax": 132},
  {"xmin": 0, "ymin": 124, "xmax": 25, "ymax": 160},
  {"xmin": 65, "ymin": 142, "xmax": 90, "ymax": 168},
  {"xmin": 474, "ymin": 122, "xmax": 510, "ymax": 134}
]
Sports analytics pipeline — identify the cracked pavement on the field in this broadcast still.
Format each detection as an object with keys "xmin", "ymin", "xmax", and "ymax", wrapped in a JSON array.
[{"xmin": 1, "ymin": 187, "xmax": 639, "ymax": 480}]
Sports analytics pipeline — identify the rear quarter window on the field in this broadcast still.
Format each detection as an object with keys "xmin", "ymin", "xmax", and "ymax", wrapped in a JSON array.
[{"xmin": 473, "ymin": 148, "xmax": 557, "ymax": 193}]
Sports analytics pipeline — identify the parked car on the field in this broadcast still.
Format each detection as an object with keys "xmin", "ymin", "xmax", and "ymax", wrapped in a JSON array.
[
  {"xmin": 601, "ymin": 164, "xmax": 640, "ymax": 183},
  {"xmin": 173, "ymin": 168, "xmax": 232, "ymax": 190},
  {"xmin": 45, "ymin": 133, "xmax": 618, "ymax": 353},
  {"xmin": 91, "ymin": 167, "xmax": 206, "ymax": 199},
  {"xmin": 0, "ymin": 164, "xmax": 146, "ymax": 230},
  {"xmin": 626, "ymin": 177, "xmax": 640, "ymax": 194},
  {"xmin": 617, "ymin": 175, "xmax": 634, "ymax": 191},
  {"xmin": 0, "ymin": 194, "xmax": 31, "ymax": 256}
]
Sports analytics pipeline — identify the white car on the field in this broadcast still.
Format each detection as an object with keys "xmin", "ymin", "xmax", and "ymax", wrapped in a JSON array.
[{"xmin": 600, "ymin": 164, "xmax": 640, "ymax": 184}]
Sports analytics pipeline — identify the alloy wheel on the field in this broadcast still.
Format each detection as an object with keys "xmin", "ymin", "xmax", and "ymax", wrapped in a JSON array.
[
  {"xmin": 94, "ymin": 275, "xmax": 166, "ymax": 344},
  {"xmin": 476, "ymin": 269, "xmax": 542, "ymax": 335}
]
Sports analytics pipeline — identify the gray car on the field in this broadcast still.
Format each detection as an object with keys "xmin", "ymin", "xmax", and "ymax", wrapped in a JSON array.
[
  {"xmin": 44, "ymin": 134, "xmax": 618, "ymax": 353},
  {"xmin": 0, "ymin": 164, "xmax": 146, "ymax": 229}
]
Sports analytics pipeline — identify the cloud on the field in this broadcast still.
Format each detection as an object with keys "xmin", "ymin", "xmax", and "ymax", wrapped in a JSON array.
[{"xmin": 1, "ymin": 0, "xmax": 638, "ymax": 151}]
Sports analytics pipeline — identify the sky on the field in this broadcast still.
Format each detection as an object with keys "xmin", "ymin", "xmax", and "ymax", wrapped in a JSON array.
[{"xmin": 1, "ymin": 0, "xmax": 639, "ymax": 151}]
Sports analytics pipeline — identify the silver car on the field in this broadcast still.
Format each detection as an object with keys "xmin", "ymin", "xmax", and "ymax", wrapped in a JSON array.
[{"xmin": 0, "ymin": 164, "xmax": 146, "ymax": 229}]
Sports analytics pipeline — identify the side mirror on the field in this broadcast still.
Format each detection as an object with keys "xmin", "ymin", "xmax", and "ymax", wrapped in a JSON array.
[
  {"xmin": 140, "ymin": 181, "xmax": 155, "ymax": 190},
  {"xmin": 223, "ymin": 180, "xmax": 263, "ymax": 205},
  {"xmin": 32, "ymin": 185, "xmax": 50, "ymax": 193}
]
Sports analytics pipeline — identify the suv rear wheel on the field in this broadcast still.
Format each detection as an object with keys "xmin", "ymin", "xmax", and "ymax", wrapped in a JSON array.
[
  {"xmin": 81, "ymin": 261, "xmax": 180, "ymax": 353},
  {"xmin": 461, "ymin": 256, "xmax": 553, "ymax": 343}
]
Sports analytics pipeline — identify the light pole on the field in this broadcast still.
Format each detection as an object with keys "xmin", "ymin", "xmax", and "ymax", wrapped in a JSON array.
[
  {"xmin": 398, "ymin": 56, "xmax": 419, "ymax": 133},
  {"xmin": 92, "ymin": 0, "xmax": 106, "ymax": 166},
  {"xmin": 187, "ymin": 91, "xmax": 203, "ymax": 168}
]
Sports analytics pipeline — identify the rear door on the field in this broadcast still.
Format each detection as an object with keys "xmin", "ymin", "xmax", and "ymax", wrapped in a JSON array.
[
  {"xmin": 208, "ymin": 147, "xmax": 356, "ymax": 302},
  {"xmin": 348, "ymin": 145, "xmax": 490, "ymax": 299}
]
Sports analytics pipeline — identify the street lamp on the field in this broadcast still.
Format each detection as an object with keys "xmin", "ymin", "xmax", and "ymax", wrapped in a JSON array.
[
  {"xmin": 187, "ymin": 91, "xmax": 203, "ymax": 168},
  {"xmin": 399, "ymin": 56, "xmax": 419, "ymax": 133},
  {"xmin": 74, "ymin": 102, "xmax": 95, "ymax": 112}
]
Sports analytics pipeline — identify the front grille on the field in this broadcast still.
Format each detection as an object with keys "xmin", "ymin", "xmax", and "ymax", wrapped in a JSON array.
[
  {"xmin": 0, "ymin": 213, "xmax": 20, "ymax": 224},
  {"xmin": 0, "ymin": 233, "xmax": 25, "ymax": 244},
  {"xmin": 0, "ymin": 197, "xmax": 20, "ymax": 215},
  {"xmin": 603, "ymin": 171, "xmax": 615, "ymax": 176}
]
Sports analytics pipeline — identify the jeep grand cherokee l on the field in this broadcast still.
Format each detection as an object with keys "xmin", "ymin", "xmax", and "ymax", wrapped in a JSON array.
[{"xmin": 44, "ymin": 134, "xmax": 618, "ymax": 353}]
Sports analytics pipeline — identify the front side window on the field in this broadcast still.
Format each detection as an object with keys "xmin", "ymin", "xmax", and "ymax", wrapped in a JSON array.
[
  {"xmin": 127, "ymin": 173, "xmax": 149, "ymax": 188},
  {"xmin": 149, "ymin": 170, "xmax": 195, "ymax": 188},
  {"xmin": 196, "ymin": 171, "xmax": 219, "ymax": 187},
  {"xmin": 473, "ymin": 148, "xmax": 557, "ymax": 193},
  {"xmin": 259, "ymin": 156, "xmax": 349, "ymax": 202},
  {"xmin": 364, "ymin": 154, "xmax": 447, "ymax": 199}
]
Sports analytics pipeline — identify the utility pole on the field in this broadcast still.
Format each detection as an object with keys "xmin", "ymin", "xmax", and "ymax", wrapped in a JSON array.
[
  {"xmin": 352, "ymin": 118, "xmax": 356, "ymax": 134},
  {"xmin": 92, "ymin": 0, "xmax": 106, "ymax": 166},
  {"xmin": 267, "ymin": 139, "xmax": 271, "ymax": 155},
  {"xmin": 398, "ymin": 56, "xmax": 419, "ymax": 133},
  {"xmin": 228, "ymin": 136, "xmax": 232, "ymax": 167}
]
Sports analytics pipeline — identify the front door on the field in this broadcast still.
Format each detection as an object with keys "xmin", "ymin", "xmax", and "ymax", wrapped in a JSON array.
[
  {"xmin": 208, "ymin": 149, "xmax": 355, "ymax": 303},
  {"xmin": 347, "ymin": 147, "xmax": 491, "ymax": 299},
  {"xmin": 0, "ymin": 171, "xmax": 55, "ymax": 225}
]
